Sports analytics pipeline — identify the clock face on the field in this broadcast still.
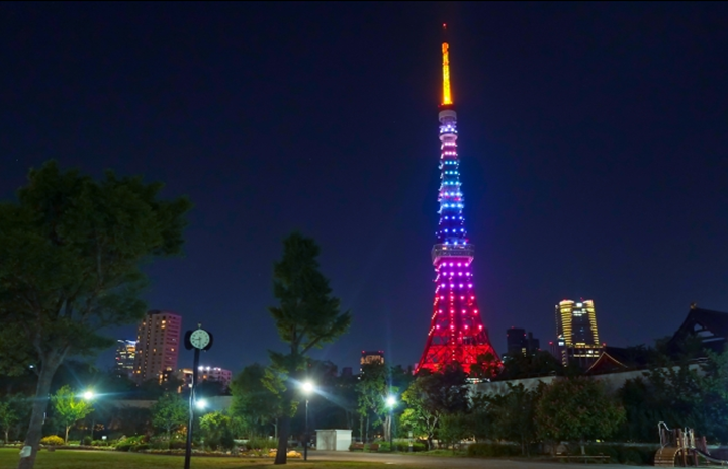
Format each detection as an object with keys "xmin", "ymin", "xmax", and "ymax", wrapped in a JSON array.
[{"xmin": 190, "ymin": 330, "xmax": 210, "ymax": 349}]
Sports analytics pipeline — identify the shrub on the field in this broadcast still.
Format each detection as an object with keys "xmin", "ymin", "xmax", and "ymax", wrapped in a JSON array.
[
  {"xmin": 245, "ymin": 437, "xmax": 275, "ymax": 451},
  {"xmin": 391, "ymin": 441, "xmax": 426, "ymax": 452},
  {"xmin": 378, "ymin": 442, "xmax": 391, "ymax": 452},
  {"xmin": 588, "ymin": 445, "xmax": 655, "ymax": 465},
  {"xmin": 39, "ymin": 436, "xmax": 64, "ymax": 446},
  {"xmin": 467, "ymin": 443, "xmax": 521, "ymax": 458},
  {"xmin": 82, "ymin": 436, "xmax": 92, "ymax": 446}
]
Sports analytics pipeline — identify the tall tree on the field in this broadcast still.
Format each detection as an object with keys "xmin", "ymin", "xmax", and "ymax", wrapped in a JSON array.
[
  {"xmin": 151, "ymin": 392, "xmax": 187, "ymax": 446},
  {"xmin": 0, "ymin": 161, "xmax": 191, "ymax": 469},
  {"xmin": 536, "ymin": 377, "xmax": 625, "ymax": 452},
  {"xmin": 230, "ymin": 363, "xmax": 283, "ymax": 437},
  {"xmin": 52, "ymin": 385, "xmax": 94, "ymax": 444},
  {"xmin": 357, "ymin": 363, "xmax": 398, "ymax": 443},
  {"xmin": 266, "ymin": 232, "xmax": 351, "ymax": 464}
]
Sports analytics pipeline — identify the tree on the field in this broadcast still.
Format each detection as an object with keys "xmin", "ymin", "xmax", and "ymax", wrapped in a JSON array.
[
  {"xmin": 438, "ymin": 412, "xmax": 470, "ymax": 452},
  {"xmin": 199, "ymin": 411, "xmax": 235, "ymax": 451},
  {"xmin": 357, "ymin": 363, "xmax": 388, "ymax": 442},
  {"xmin": 486, "ymin": 383, "xmax": 542, "ymax": 455},
  {"xmin": 151, "ymin": 393, "xmax": 187, "ymax": 446},
  {"xmin": 0, "ymin": 395, "xmax": 29, "ymax": 444},
  {"xmin": 230, "ymin": 363, "xmax": 283, "ymax": 438},
  {"xmin": 400, "ymin": 365, "xmax": 469, "ymax": 449},
  {"xmin": 469, "ymin": 353, "xmax": 500, "ymax": 380},
  {"xmin": 0, "ymin": 161, "xmax": 191, "ymax": 469},
  {"xmin": 536, "ymin": 377, "xmax": 625, "ymax": 452},
  {"xmin": 498, "ymin": 351, "xmax": 561, "ymax": 380},
  {"xmin": 52, "ymin": 385, "xmax": 94, "ymax": 444},
  {"xmin": 266, "ymin": 232, "xmax": 351, "ymax": 464}
]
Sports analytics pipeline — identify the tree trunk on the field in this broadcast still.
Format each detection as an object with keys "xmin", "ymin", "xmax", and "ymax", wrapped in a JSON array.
[
  {"xmin": 274, "ymin": 412, "xmax": 290, "ymax": 465},
  {"xmin": 18, "ymin": 358, "xmax": 60, "ymax": 469},
  {"xmin": 65, "ymin": 426, "xmax": 70, "ymax": 444},
  {"xmin": 5, "ymin": 430, "xmax": 9, "ymax": 444}
]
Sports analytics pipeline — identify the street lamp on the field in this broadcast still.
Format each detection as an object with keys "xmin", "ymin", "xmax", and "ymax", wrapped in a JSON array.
[
  {"xmin": 301, "ymin": 381, "xmax": 315, "ymax": 461},
  {"xmin": 385, "ymin": 395, "xmax": 397, "ymax": 452},
  {"xmin": 195, "ymin": 398, "xmax": 208, "ymax": 410},
  {"xmin": 83, "ymin": 390, "xmax": 96, "ymax": 443}
]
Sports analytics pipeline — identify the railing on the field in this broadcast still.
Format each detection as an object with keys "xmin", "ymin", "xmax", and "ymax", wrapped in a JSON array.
[{"xmin": 432, "ymin": 244, "xmax": 474, "ymax": 264}]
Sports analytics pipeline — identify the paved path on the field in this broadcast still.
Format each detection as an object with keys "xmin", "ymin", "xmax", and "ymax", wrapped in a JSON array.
[{"xmin": 309, "ymin": 451, "xmax": 633, "ymax": 468}]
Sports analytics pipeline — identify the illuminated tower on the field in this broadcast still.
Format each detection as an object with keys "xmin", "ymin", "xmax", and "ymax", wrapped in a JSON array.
[
  {"xmin": 417, "ymin": 26, "xmax": 499, "ymax": 373},
  {"xmin": 555, "ymin": 299, "xmax": 603, "ymax": 368}
]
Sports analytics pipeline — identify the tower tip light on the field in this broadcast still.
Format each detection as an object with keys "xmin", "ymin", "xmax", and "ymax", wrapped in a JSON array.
[{"xmin": 441, "ymin": 38, "xmax": 452, "ymax": 105}]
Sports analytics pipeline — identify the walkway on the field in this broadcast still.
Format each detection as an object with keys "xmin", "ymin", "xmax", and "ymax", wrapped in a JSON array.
[{"xmin": 309, "ymin": 451, "xmax": 633, "ymax": 468}]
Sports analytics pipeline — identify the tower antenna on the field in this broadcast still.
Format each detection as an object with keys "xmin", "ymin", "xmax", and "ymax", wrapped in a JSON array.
[{"xmin": 441, "ymin": 23, "xmax": 453, "ymax": 106}]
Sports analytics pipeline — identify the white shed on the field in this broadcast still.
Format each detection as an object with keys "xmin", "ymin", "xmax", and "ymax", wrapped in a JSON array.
[{"xmin": 315, "ymin": 429, "xmax": 352, "ymax": 451}]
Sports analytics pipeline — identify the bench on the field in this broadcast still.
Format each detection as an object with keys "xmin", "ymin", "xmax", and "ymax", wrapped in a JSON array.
[{"xmin": 554, "ymin": 455, "xmax": 611, "ymax": 464}]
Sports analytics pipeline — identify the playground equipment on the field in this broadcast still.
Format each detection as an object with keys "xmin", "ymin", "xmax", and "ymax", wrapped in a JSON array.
[{"xmin": 654, "ymin": 421, "xmax": 726, "ymax": 466}]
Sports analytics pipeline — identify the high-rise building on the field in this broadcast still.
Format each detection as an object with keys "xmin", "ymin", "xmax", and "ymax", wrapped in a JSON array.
[
  {"xmin": 361, "ymin": 351, "xmax": 384, "ymax": 366},
  {"xmin": 555, "ymin": 299, "xmax": 602, "ymax": 367},
  {"xmin": 506, "ymin": 327, "xmax": 540, "ymax": 357},
  {"xmin": 417, "ymin": 26, "xmax": 499, "ymax": 372},
  {"xmin": 114, "ymin": 339, "xmax": 136, "ymax": 378},
  {"xmin": 177, "ymin": 366, "xmax": 233, "ymax": 391},
  {"xmin": 132, "ymin": 310, "xmax": 182, "ymax": 384}
]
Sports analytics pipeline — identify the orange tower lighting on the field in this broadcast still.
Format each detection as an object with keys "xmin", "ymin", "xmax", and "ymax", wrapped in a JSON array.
[{"xmin": 441, "ymin": 24, "xmax": 452, "ymax": 106}]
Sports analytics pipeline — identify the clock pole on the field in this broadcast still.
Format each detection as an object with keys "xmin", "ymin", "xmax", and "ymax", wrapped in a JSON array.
[
  {"xmin": 183, "ymin": 323, "xmax": 212, "ymax": 469},
  {"xmin": 184, "ymin": 346, "xmax": 200, "ymax": 469}
]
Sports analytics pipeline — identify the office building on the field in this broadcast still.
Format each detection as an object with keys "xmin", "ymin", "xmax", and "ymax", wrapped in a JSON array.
[
  {"xmin": 132, "ymin": 310, "xmax": 182, "ymax": 384},
  {"xmin": 555, "ymin": 299, "xmax": 603, "ymax": 368},
  {"xmin": 114, "ymin": 339, "xmax": 136, "ymax": 378},
  {"xmin": 506, "ymin": 327, "xmax": 540, "ymax": 357},
  {"xmin": 178, "ymin": 365, "xmax": 233, "ymax": 391},
  {"xmin": 360, "ymin": 350, "xmax": 385, "ymax": 366}
]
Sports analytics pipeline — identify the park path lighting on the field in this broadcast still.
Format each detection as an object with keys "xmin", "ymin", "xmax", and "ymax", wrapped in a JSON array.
[
  {"xmin": 195, "ymin": 398, "xmax": 208, "ymax": 410},
  {"xmin": 385, "ymin": 394, "xmax": 397, "ymax": 452},
  {"xmin": 301, "ymin": 380, "xmax": 315, "ymax": 461},
  {"xmin": 83, "ymin": 390, "xmax": 96, "ymax": 443}
]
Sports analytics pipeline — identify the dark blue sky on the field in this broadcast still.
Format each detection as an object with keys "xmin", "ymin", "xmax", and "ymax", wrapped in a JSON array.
[{"xmin": 1, "ymin": 2, "xmax": 727, "ymax": 374}]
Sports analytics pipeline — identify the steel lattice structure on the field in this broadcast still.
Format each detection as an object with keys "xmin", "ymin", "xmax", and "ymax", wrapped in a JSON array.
[{"xmin": 417, "ymin": 26, "xmax": 499, "ymax": 373}]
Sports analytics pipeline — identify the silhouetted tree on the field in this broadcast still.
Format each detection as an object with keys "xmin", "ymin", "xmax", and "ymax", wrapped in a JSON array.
[{"xmin": 265, "ymin": 232, "xmax": 351, "ymax": 464}]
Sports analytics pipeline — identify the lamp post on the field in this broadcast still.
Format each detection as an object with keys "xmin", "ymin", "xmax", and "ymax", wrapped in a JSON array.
[
  {"xmin": 385, "ymin": 395, "xmax": 397, "ymax": 452},
  {"xmin": 301, "ymin": 381, "xmax": 315, "ymax": 461},
  {"xmin": 83, "ymin": 390, "xmax": 96, "ymax": 443}
]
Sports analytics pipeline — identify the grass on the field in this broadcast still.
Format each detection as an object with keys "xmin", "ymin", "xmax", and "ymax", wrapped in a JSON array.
[{"xmin": 0, "ymin": 448, "xmax": 416, "ymax": 469}]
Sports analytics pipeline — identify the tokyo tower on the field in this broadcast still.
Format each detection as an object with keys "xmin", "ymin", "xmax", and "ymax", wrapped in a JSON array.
[{"xmin": 417, "ymin": 26, "xmax": 499, "ymax": 373}]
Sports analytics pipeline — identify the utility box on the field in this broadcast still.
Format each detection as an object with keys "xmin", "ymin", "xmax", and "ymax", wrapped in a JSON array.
[{"xmin": 315, "ymin": 429, "xmax": 352, "ymax": 451}]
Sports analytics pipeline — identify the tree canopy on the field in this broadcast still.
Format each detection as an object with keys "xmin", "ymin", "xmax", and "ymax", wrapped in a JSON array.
[
  {"xmin": 52, "ymin": 385, "xmax": 94, "ymax": 443},
  {"xmin": 0, "ymin": 161, "xmax": 191, "ymax": 469}
]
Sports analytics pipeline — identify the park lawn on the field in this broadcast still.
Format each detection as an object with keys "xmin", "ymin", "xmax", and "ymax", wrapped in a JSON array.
[{"xmin": 0, "ymin": 448, "xmax": 408, "ymax": 469}]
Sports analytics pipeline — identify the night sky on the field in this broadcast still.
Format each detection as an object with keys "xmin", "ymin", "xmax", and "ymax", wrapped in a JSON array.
[{"xmin": 1, "ymin": 3, "xmax": 727, "ymax": 374}]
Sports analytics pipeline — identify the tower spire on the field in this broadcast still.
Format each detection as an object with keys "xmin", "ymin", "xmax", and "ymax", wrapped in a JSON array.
[{"xmin": 441, "ymin": 23, "xmax": 453, "ymax": 106}]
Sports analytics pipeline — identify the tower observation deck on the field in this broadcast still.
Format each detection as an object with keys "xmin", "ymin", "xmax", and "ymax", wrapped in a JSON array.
[{"xmin": 417, "ymin": 26, "xmax": 499, "ymax": 373}]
